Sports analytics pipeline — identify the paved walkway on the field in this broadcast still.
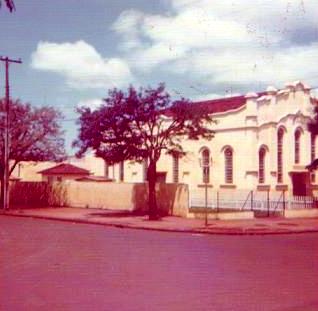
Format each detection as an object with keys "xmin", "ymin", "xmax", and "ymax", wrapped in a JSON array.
[{"xmin": 1, "ymin": 207, "xmax": 318, "ymax": 235}]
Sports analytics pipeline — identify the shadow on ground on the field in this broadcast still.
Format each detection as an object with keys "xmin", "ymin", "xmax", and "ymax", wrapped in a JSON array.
[{"xmin": 87, "ymin": 210, "xmax": 147, "ymax": 218}]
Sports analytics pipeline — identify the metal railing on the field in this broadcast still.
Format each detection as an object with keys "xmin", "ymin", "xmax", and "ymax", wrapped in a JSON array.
[{"xmin": 189, "ymin": 189, "xmax": 318, "ymax": 217}]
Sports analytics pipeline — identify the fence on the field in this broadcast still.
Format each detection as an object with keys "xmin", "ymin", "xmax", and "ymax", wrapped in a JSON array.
[{"xmin": 189, "ymin": 188, "xmax": 318, "ymax": 216}]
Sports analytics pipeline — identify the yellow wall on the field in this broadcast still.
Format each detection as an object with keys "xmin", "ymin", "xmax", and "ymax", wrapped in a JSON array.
[
  {"xmin": 12, "ymin": 161, "xmax": 54, "ymax": 181},
  {"xmin": 10, "ymin": 181, "xmax": 189, "ymax": 216}
]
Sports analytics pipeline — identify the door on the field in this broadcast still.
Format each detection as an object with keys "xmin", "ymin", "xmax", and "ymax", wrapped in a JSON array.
[{"xmin": 291, "ymin": 172, "xmax": 311, "ymax": 196}]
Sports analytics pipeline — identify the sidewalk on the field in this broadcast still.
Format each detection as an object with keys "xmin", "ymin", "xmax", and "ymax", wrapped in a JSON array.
[{"xmin": 1, "ymin": 207, "xmax": 318, "ymax": 235}]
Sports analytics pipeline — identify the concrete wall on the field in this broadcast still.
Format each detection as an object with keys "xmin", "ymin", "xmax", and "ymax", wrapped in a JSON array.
[{"xmin": 10, "ymin": 181, "xmax": 189, "ymax": 217}]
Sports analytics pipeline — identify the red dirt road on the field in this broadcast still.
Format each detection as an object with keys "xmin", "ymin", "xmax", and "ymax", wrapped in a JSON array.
[{"xmin": 1, "ymin": 216, "xmax": 318, "ymax": 310}]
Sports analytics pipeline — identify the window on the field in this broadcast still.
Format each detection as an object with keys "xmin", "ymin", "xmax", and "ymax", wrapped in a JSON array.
[
  {"xmin": 224, "ymin": 147, "xmax": 233, "ymax": 184},
  {"xmin": 277, "ymin": 128, "xmax": 284, "ymax": 183},
  {"xmin": 172, "ymin": 155, "xmax": 179, "ymax": 183},
  {"xmin": 201, "ymin": 148, "xmax": 210, "ymax": 183},
  {"xmin": 294, "ymin": 129, "xmax": 301, "ymax": 164},
  {"xmin": 311, "ymin": 133, "xmax": 316, "ymax": 183},
  {"xmin": 259, "ymin": 147, "xmax": 266, "ymax": 184},
  {"xmin": 119, "ymin": 161, "xmax": 124, "ymax": 182},
  {"xmin": 143, "ymin": 158, "xmax": 148, "ymax": 182}
]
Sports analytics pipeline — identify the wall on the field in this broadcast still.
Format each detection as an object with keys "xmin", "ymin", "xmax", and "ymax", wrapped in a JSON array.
[
  {"xmin": 11, "ymin": 161, "xmax": 54, "ymax": 181},
  {"xmin": 9, "ymin": 181, "xmax": 189, "ymax": 217},
  {"xmin": 68, "ymin": 154, "xmax": 106, "ymax": 176}
]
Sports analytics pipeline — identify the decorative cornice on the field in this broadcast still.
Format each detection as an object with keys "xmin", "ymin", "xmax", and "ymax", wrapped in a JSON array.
[{"xmin": 212, "ymin": 112, "xmax": 311, "ymax": 133}]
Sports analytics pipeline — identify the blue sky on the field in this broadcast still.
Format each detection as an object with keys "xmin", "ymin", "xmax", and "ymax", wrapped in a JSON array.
[{"xmin": 1, "ymin": 0, "xmax": 318, "ymax": 154}]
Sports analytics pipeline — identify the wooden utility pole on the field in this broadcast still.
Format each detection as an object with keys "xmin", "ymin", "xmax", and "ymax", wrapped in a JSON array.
[{"xmin": 0, "ymin": 56, "xmax": 22, "ymax": 210}]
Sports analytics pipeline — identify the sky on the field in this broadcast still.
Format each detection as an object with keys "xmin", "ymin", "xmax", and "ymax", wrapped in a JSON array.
[{"xmin": 0, "ymin": 0, "xmax": 318, "ymax": 154}]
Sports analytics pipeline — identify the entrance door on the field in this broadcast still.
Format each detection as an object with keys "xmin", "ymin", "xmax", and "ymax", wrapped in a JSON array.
[{"xmin": 291, "ymin": 172, "xmax": 311, "ymax": 196}]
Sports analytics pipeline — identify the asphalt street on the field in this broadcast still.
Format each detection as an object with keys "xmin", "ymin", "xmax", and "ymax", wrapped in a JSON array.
[{"xmin": 0, "ymin": 216, "xmax": 317, "ymax": 311}]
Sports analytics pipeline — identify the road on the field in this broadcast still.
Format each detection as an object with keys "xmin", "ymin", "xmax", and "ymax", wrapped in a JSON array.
[{"xmin": 0, "ymin": 216, "xmax": 318, "ymax": 311}]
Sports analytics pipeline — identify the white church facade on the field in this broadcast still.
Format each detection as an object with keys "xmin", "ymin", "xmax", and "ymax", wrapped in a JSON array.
[{"xmin": 110, "ymin": 81, "xmax": 318, "ymax": 196}]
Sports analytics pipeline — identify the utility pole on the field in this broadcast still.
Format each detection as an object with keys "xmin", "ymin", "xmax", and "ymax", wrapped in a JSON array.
[{"xmin": 0, "ymin": 56, "xmax": 22, "ymax": 210}]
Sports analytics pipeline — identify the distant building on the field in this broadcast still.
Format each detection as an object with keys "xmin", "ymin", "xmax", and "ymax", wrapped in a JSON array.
[
  {"xmin": 38, "ymin": 163, "xmax": 90, "ymax": 182},
  {"xmin": 11, "ymin": 154, "xmax": 108, "ymax": 182}
]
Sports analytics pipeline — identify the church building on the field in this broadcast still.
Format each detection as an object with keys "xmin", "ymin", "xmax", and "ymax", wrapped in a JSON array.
[{"xmin": 110, "ymin": 81, "xmax": 318, "ymax": 196}]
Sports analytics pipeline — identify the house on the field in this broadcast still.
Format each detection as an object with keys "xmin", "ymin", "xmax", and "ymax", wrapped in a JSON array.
[
  {"xmin": 11, "ymin": 154, "xmax": 108, "ymax": 182},
  {"xmin": 38, "ymin": 163, "xmax": 90, "ymax": 182},
  {"xmin": 108, "ymin": 81, "xmax": 318, "ymax": 196}
]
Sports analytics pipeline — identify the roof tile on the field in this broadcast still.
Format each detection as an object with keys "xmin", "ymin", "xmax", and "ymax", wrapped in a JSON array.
[{"xmin": 38, "ymin": 163, "xmax": 90, "ymax": 175}]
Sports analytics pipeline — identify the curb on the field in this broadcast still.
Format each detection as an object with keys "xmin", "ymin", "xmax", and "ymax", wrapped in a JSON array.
[{"xmin": 2, "ymin": 212, "xmax": 318, "ymax": 236}]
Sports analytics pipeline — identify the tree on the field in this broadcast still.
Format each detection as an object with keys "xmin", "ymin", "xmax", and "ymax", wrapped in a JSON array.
[
  {"xmin": 0, "ymin": 0, "xmax": 15, "ymax": 12},
  {"xmin": 307, "ymin": 101, "xmax": 318, "ymax": 170},
  {"xmin": 308, "ymin": 104, "xmax": 318, "ymax": 136},
  {"xmin": 74, "ymin": 84, "xmax": 214, "ymax": 219},
  {"xmin": 0, "ymin": 99, "xmax": 66, "ymax": 205}
]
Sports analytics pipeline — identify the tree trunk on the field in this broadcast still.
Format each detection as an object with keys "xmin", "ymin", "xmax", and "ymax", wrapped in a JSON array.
[{"xmin": 147, "ymin": 159, "xmax": 159, "ymax": 220}]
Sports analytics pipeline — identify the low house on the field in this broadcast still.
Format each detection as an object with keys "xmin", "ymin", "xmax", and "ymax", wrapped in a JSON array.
[{"xmin": 38, "ymin": 163, "xmax": 90, "ymax": 182}]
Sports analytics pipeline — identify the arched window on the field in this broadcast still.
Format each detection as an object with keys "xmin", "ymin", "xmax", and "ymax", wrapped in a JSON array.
[
  {"xmin": 172, "ymin": 155, "xmax": 179, "ymax": 183},
  {"xmin": 277, "ymin": 127, "xmax": 284, "ymax": 183},
  {"xmin": 259, "ymin": 147, "xmax": 266, "ymax": 184},
  {"xmin": 119, "ymin": 161, "xmax": 124, "ymax": 182},
  {"xmin": 224, "ymin": 147, "xmax": 233, "ymax": 184},
  {"xmin": 294, "ymin": 129, "xmax": 301, "ymax": 164},
  {"xmin": 201, "ymin": 148, "xmax": 210, "ymax": 183}
]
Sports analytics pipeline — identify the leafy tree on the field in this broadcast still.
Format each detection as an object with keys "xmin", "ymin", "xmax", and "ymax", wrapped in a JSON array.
[
  {"xmin": 0, "ymin": 99, "xmax": 66, "ymax": 205},
  {"xmin": 0, "ymin": 0, "xmax": 15, "ymax": 12},
  {"xmin": 308, "ymin": 104, "xmax": 318, "ymax": 137},
  {"xmin": 74, "ymin": 84, "xmax": 214, "ymax": 219},
  {"xmin": 307, "ymin": 102, "xmax": 318, "ymax": 170}
]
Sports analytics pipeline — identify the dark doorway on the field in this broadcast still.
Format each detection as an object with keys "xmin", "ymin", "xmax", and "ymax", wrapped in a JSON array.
[{"xmin": 291, "ymin": 172, "xmax": 311, "ymax": 196}]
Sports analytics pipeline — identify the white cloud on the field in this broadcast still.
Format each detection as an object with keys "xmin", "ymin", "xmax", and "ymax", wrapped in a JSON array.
[
  {"xmin": 190, "ymin": 93, "xmax": 222, "ymax": 101},
  {"xmin": 112, "ymin": 0, "xmax": 318, "ymax": 89},
  {"xmin": 112, "ymin": 9, "xmax": 146, "ymax": 51},
  {"xmin": 31, "ymin": 40, "xmax": 133, "ymax": 89},
  {"xmin": 77, "ymin": 98, "xmax": 104, "ymax": 110},
  {"xmin": 175, "ymin": 42, "xmax": 318, "ymax": 86}
]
